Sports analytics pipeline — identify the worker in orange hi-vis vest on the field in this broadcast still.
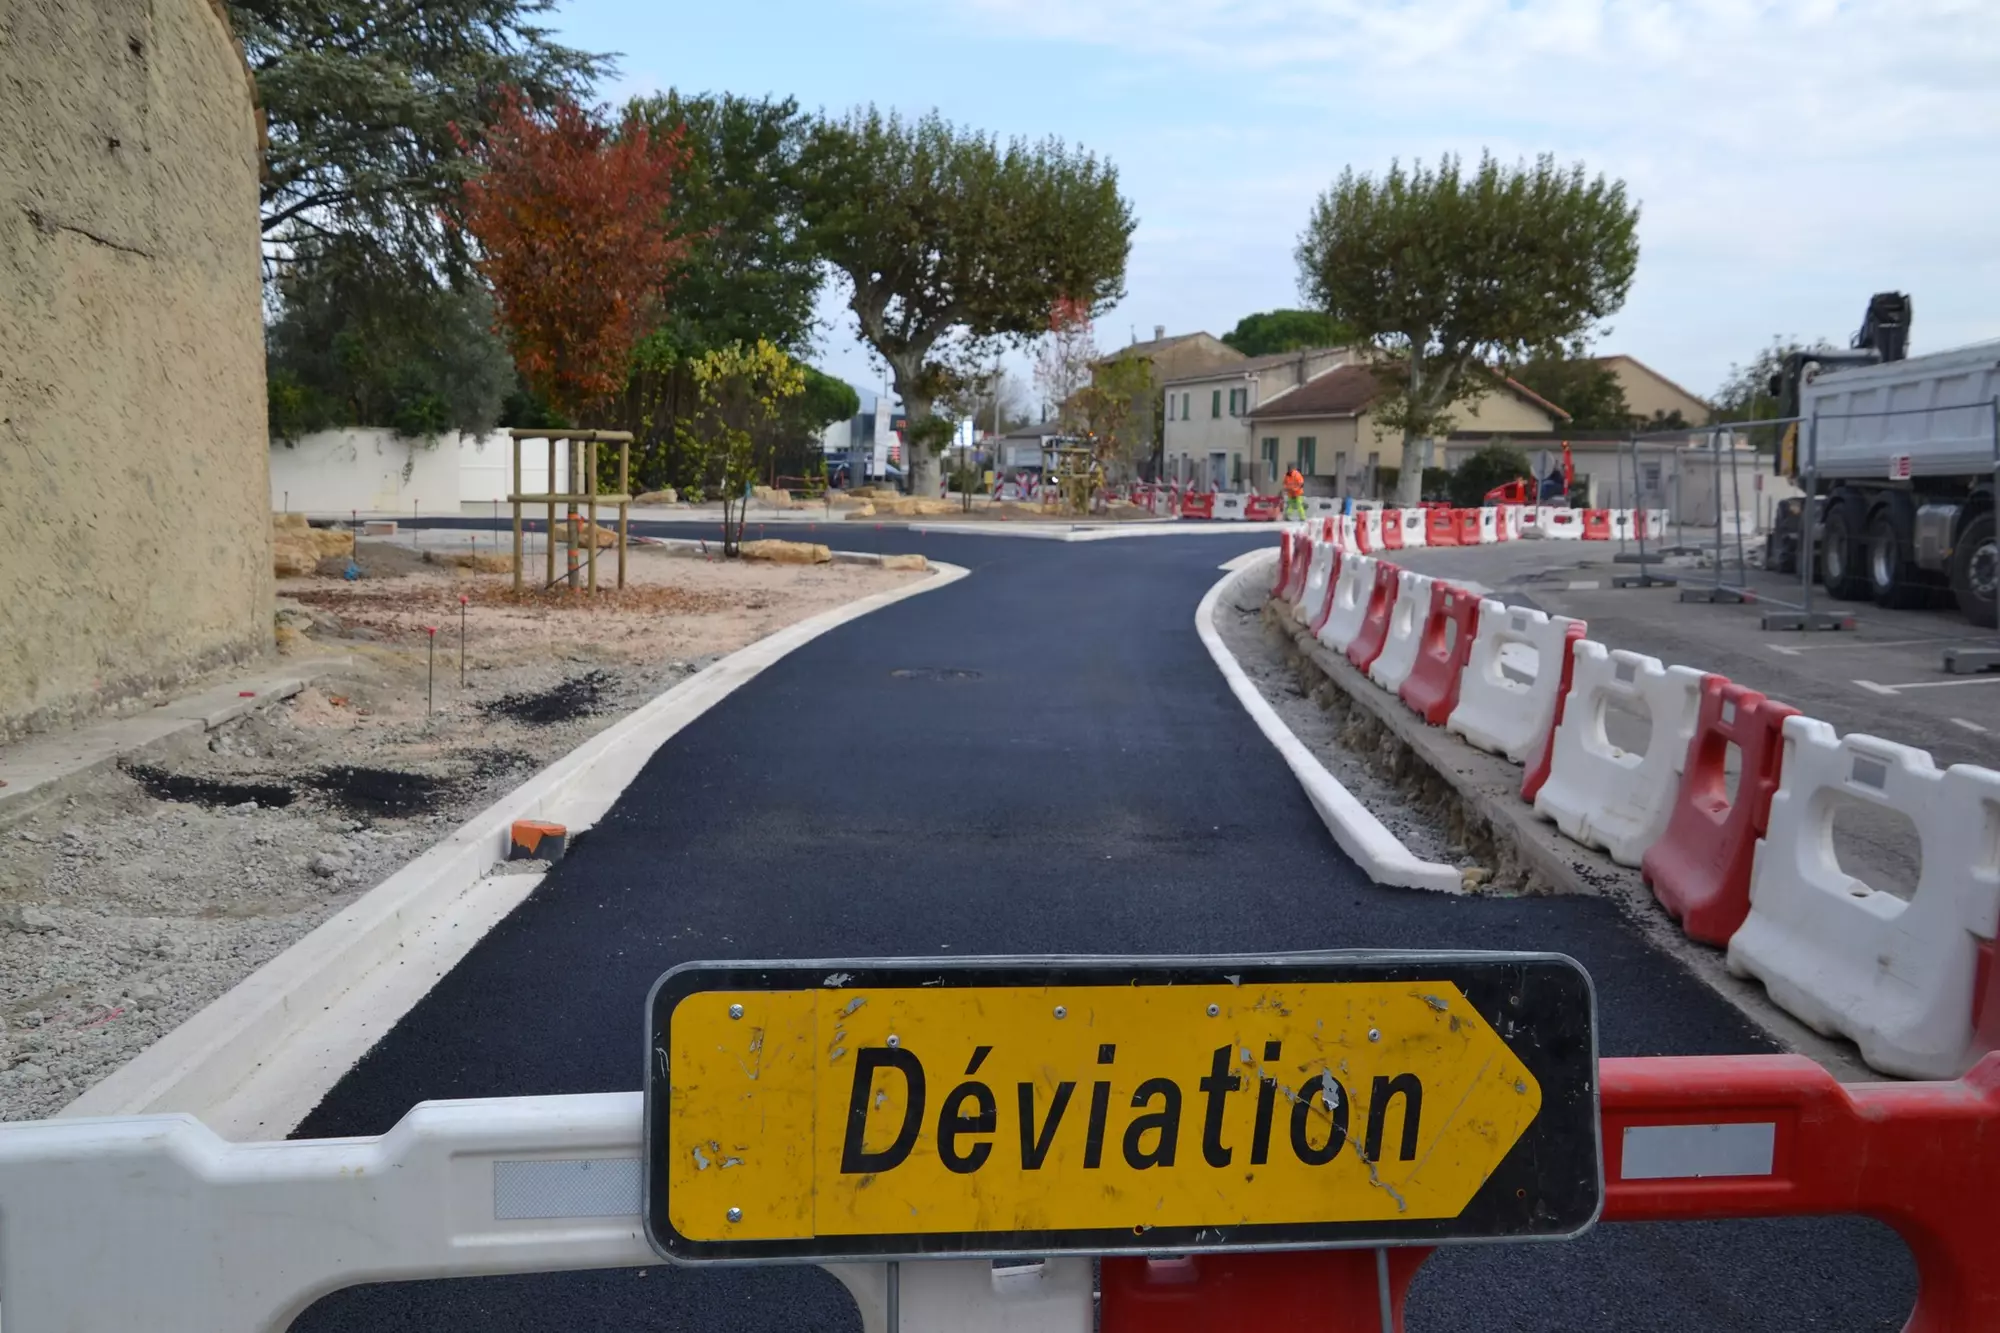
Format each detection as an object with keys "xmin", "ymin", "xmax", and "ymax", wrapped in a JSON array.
[{"xmin": 1283, "ymin": 465, "xmax": 1307, "ymax": 520}]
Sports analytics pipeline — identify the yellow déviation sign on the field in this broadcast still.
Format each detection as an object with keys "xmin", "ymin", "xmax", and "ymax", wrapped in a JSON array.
[{"xmin": 664, "ymin": 980, "xmax": 1543, "ymax": 1243}]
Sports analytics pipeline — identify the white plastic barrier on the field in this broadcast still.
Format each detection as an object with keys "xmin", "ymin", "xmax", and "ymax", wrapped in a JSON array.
[
  {"xmin": 1476, "ymin": 506, "xmax": 1499, "ymax": 544},
  {"xmin": 1640, "ymin": 507, "xmax": 1670, "ymax": 540},
  {"xmin": 1336, "ymin": 513, "xmax": 1361, "ymax": 556},
  {"xmin": 1531, "ymin": 642, "xmax": 1704, "ymax": 867},
  {"xmin": 1541, "ymin": 507, "xmax": 1584, "ymax": 540},
  {"xmin": 1727, "ymin": 719, "xmax": 2000, "ymax": 1079},
  {"xmin": 0, "ymin": 1094, "xmax": 1094, "ymax": 1333},
  {"xmin": 1308, "ymin": 496, "xmax": 1341, "ymax": 521},
  {"xmin": 1316, "ymin": 553, "xmax": 1376, "ymax": 653},
  {"xmin": 1300, "ymin": 539, "xmax": 1339, "ymax": 625},
  {"xmin": 1447, "ymin": 602, "xmax": 1587, "ymax": 764},
  {"xmin": 1214, "ymin": 492, "xmax": 1247, "ymax": 521},
  {"xmin": 1397, "ymin": 508, "xmax": 1427, "ymax": 548},
  {"xmin": 1518, "ymin": 506, "xmax": 1543, "ymax": 538},
  {"xmin": 1367, "ymin": 569, "xmax": 1435, "ymax": 692},
  {"xmin": 1359, "ymin": 506, "xmax": 1384, "ymax": 550},
  {"xmin": 1609, "ymin": 508, "xmax": 1635, "ymax": 541}
]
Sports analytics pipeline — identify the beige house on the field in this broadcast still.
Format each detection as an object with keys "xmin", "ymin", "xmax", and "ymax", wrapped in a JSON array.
[
  {"xmin": 1595, "ymin": 354, "xmax": 1712, "ymax": 427},
  {"xmin": 1097, "ymin": 327, "xmax": 1245, "ymax": 385},
  {"xmin": 1162, "ymin": 347, "xmax": 1362, "ymax": 489},
  {"xmin": 1244, "ymin": 366, "xmax": 1570, "ymax": 496}
]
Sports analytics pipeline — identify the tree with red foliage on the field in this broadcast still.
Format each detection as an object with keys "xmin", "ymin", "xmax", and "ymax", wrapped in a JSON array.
[{"xmin": 455, "ymin": 92, "xmax": 688, "ymax": 421}]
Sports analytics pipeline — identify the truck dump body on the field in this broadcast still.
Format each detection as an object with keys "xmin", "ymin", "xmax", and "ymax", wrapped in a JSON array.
[{"xmin": 1806, "ymin": 340, "xmax": 2000, "ymax": 479}]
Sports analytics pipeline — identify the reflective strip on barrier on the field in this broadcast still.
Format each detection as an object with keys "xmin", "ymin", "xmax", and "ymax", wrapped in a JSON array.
[
  {"xmin": 1447, "ymin": 603, "xmax": 1588, "ymax": 765},
  {"xmin": 1642, "ymin": 679, "xmax": 1799, "ymax": 948},
  {"xmin": 1532, "ymin": 643, "xmax": 1704, "ymax": 867},
  {"xmin": 1397, "ymin": 582, "xmax": 1482, "ymax": 725},
  {"xmin": 1728, "ymin": 717, "xmax": 2000, "ymax": 1079},
  {"xmin": 1316, "ymin": 553, "xmax": 1377, "ymax": 653},
  {"xmin": 1541, "ymin": 507, "xmax": 1582, "ymax": 540},
  {"xmin": 1344, "ymin": 560, "xmax": 1402, "ymax": 672},
  {"xmin": 1104, "ymin": 1053, "xmax": 2000, "ymax": 1333},
  {"xmin": 1367, "ymin": 569, "xmax": 1435, "ymax": 693},
  {"xmin": 1398, "ymin": 508, "xmax": 1427, "ymax": 548}
]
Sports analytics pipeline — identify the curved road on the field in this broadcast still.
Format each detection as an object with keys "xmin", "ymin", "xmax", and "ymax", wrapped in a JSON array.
[{"xmin": 294, "ymin": 526, "xmax": 1912, "ymax": 1332}]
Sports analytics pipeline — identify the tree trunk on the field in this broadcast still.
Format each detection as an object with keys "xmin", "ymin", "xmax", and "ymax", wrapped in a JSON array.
[
  {"xmin": 1395, "ymin": 429, "xmax": 1426, "ymax": 507},
  {"xmin": 899, "ymin": 386, "xmax": 940, "ymax": 498}
]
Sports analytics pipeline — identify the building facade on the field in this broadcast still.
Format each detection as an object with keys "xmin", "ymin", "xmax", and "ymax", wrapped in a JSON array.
[{"xmin": 1161, "ymin": 348, "xmax": 1360, "ymax": 489}]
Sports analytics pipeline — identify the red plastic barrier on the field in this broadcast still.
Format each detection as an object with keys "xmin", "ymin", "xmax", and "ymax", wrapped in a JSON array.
[
  {"xmin": 1353, "ymin": 512, "xmax": 1374, "ymax": 554},
  {"xmin": 1520, "ymin": 626, "xmax": 1585, "ymax": 803},
  {"xmin": 1281, "ymin": 538, "xmax": 1313, "ymax": 603},
  {"xmin": 1641, "ymin": 678, "xmax": 1799, "ymax": 946},
  {"xmin": 1425, "ymin": 507, "xmax": 1459, "ymax": 547},
  {"xmin": 1308, "ymin": 548, "xmax": 1344, "ymax": 636},
  {"xmin": 1271, "ymin": 531, "xmax": 1294, "ymax": 597},
  {"xmin": 1246, "ymin": 493, "xmax": 1283, "ymax": 521},
  {"xmin": 1397, "ymin": 582, "xmax": 1481, "ymax": 724},
  {"xmin": 1104, "ymin": 1053, "xmax": 2000, "ymax": 1333},
  {"xmin": 1455, "ymin": 507, "xmax": 1481, "ymax": 545},
  {"xmin": 1583, "ymin": 508, "xmax": 1612, "ymax": 540},
  {"xmin": 1345, "ymin": 561, "xmax": 1402, "ymax": 672},
  {"xmin": 1182, "ymin": 492, "xmax": 1215, "ymax": 520},
  {"xmin": 1380, "ymin": 510, "xmax": 1404, "ymax": 550},
  {"xmin": 1320, "ymin": 516, "xmax": 1337, "ymax": 544}
]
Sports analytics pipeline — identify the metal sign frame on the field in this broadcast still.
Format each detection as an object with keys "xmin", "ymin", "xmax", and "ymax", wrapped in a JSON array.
[{"xmin": 643, "ymin": 951, "xmax": 1602, "ymax": 1265}]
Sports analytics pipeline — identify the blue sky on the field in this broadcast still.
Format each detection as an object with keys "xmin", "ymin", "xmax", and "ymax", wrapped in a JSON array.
[{"xmin": 550, "ymin": 0, "xmax": 2000, "ymax": 412}]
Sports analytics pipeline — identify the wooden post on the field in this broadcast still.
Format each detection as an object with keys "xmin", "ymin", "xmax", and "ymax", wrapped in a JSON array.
[
  {"xmin": 511, "ymin": 432, "xmax": 523, "ymax": 593},
  {"xmin": 586, "ymin": 432, "xmax": 599, "ymax": 594},
  {"xmin": 617, "ymin": 439, "xmax": 630, "ymax": 589},
  {"xmin": 545, "ymin": 437, "xmax": 557, "ymax": 590}
]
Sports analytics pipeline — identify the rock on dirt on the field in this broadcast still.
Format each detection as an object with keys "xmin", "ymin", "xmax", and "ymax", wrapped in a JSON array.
[{"xmin": 739, "ymin": 539, "xmax": 831, "ymax": 565}]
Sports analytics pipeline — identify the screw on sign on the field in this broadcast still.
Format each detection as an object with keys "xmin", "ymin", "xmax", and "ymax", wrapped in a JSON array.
[{"xmin": 643, "ymin": 954, "xmax": 1599, "ymax": 1263}]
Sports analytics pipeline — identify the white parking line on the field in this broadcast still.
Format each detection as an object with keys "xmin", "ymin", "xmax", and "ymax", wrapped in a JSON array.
[
  {"xmin": 1854, "ymin": 675, "xmax": 2000, "ymax": 695},
  {"xmin": 1953, "ymin": 717, "xmax": 1991, "ymax": 734},
  {"xmin": 1767, "ymin": 637, "xmax": 1938, "ymax": 658}
]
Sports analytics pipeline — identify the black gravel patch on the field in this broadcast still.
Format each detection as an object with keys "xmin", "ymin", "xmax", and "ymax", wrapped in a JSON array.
[
  {"xmin": 480, "ymin": 671, "xmax": 614, "ymax": 725},
  {"xmin": 888, "ymin": 666, "xmax": 982, "ymax": 681},
  {"xmin": 123, "ymin": 764, "xmax": 297, "ymax": 809},
  {"xmin": 302, "ymin": 766, "xmax": 454, "ymax": 818}
]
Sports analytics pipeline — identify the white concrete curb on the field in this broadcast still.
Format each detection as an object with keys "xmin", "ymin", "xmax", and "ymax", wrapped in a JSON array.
[
  {"xmin": 63, "ymin": 562, "xmax": 969, "ymax": 1137},
  {"xmin": 1197, "ymin": 551, "xmax": 1462, "ymax": 894}
]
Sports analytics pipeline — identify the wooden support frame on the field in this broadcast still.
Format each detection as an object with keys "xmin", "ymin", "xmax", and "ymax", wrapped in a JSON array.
[{"xmin": 503, "ymin": 428, "xmax": 636, "ymax": 594}]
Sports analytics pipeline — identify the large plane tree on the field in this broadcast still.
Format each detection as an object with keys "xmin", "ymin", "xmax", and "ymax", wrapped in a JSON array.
[
  {"xmin": 1296, "ymin": 153, "xmax": 1639, "ymax": 507},
  {"xmin": 802, "ymin": 108, "xmax": 1134, "ymax": 496}
]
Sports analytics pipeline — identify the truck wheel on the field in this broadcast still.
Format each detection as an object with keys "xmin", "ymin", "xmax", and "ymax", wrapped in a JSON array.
[
  {"xmin": 1821, "ymin": 505, "xmax": 1869, "ymax": 600},
  {"xmin": 1950, "ymin": 510, "xmax": 1998, "ymax": 629},
  {"xmin": 1867, "ymin": 512, "xmax": 1926, "ymax": 609}
]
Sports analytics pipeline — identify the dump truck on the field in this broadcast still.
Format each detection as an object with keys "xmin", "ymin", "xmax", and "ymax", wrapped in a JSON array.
[{"xmin": 1767, "ymin": 293, "xmax": 1997, "ymax": 627}]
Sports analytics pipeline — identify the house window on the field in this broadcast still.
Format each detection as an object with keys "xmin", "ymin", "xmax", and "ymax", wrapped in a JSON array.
[
  {"xmin": 1228, "ymin": 388, "xmax": 1248, "ymax": 416},
  {"xmin": 1261, "ymin": 437, "xmax": 1278, "ymax": 473},
  {"xmin": 1212, "ymin": 389, "xmax": 1222, "ymax": 419},
  {"xmin": 1181, "ymin": 392, "xmax": 1191, "ymax": 420},
  {"xmin": 1164, "ymin": 396, "xmax": 1174, "ymax": 422},
  {"xmin": 1297, "ymin": 436, "xmax": 1317, "ymax": 475}
]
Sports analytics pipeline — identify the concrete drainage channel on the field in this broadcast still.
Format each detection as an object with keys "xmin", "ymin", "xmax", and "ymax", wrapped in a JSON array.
[{"xmin": 1207, "ymin": 554, "xmax": 1872, "ymax": 1080}]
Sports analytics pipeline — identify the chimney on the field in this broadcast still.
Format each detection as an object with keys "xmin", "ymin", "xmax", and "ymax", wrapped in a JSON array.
[{"xmin": 1154, "ymin": 324, "xmax": 1166, "ymax": 341}]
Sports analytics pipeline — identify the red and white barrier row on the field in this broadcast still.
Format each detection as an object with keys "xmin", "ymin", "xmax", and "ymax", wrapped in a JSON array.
[
  {"xmin": 1270, "ymin": 527, "xmax": 2000, "ymax": 1081},
  {"xmin": 1195, "ymin": 500, "xmax": 1671, "ymax": 541}
]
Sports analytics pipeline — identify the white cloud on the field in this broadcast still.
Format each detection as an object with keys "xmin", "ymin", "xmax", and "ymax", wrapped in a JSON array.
[{"xmin": 925, "ymin": 0, "xmax": 2000, "ymax": 392}]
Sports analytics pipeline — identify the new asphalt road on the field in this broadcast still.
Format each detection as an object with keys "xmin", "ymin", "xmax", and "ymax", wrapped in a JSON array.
[{"xmin": 292, "ymin": 526, "xmax": 1914, "ymax": 1331}]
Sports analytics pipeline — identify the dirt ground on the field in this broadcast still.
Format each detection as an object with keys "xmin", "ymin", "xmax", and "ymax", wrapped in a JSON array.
[{"xmin": 0, "ymin": 545, "xmax": 918, "ymax": 1120}]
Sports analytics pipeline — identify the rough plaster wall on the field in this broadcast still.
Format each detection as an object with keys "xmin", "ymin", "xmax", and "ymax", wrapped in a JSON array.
[{"xmin": 0, "ymin": 0, "xmax": 270, "ymax": 741}]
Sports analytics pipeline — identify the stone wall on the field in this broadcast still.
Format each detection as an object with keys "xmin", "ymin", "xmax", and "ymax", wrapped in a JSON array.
[{"xmin": 0, "ymin": 0, "xmax": 270, "ymax": 741}]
